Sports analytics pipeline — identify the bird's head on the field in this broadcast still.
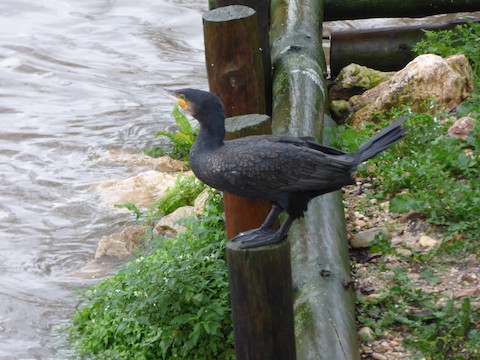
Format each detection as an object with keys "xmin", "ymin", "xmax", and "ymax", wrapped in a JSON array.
[{"xmin": 162, "ymin": 88, "xmax": 224, "ymax": 123}]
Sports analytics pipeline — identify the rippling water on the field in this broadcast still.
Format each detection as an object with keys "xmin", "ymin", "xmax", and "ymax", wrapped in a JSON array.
[{"xmin": 0, "ymin": 0, "xmax": 207, "ymax": 358}]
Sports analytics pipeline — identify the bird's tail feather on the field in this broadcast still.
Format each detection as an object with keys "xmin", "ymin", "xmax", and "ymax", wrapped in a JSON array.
[{"xmin": 355, "ymin": 117, "xmax": 408, "ymax": 164}]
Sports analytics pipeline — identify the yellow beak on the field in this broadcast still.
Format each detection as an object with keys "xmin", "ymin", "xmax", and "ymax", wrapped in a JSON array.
[{"xmin": 161, "ymin": 88, "xmax": 187, "ymax": 109}]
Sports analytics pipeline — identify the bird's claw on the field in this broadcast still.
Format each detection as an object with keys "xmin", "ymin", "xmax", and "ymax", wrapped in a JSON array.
[{"xmin": 231, "ymin": 229, "xmax": 287, "ymax": 249}]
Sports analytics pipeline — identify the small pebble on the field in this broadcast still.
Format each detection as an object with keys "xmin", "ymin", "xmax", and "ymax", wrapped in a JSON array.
[
  {"xmin": 358, "ymin": 326, "xmax": 376, "ymax": 341},
  {"xmin": 418, "ymin": 235, "xmax": 438, "ymax": 249},
  {"xmin": 372, "ymin": 352, "xmax": 388, "ymax": 360}
]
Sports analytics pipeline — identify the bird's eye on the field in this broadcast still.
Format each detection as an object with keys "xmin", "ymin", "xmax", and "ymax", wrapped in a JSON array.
[{"xmin": 179, "ymin": 94, "xmax": 186, "ymax": 100}]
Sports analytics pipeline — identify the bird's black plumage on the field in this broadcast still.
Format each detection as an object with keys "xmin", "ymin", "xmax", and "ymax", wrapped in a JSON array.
[{"xmin": 166, "ymin": 88, "xmax": 408, "ymax": 248}]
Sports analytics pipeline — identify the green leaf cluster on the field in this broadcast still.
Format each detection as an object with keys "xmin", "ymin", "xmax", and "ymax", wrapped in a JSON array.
[
  {"xmin": 144, "ymin": 104, "xmax": 197, "ymax": 161},
  {"xmin": 70, "ymin": 191, "xmax": 234, "ymax": 359}
]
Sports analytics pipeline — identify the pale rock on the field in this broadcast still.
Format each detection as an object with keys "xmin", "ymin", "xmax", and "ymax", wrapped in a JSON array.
[
  {"xmin": 447, "ymin": 116, "xmax": 475, "ymax": 139},
  {"xmin": 372, "ymin": 352, "xmax": 388, "ymax": 360},
  {"xmin": 95, "ymin": 225, "xmax": 147, "ymax": 258},
  {"xmin": 193, "ymin": 189, "xmax": 210, "ymax": 216},
  {"xmin": 353, "ymin": 219, "xmax": 367, "ymax": 228},
  {"xmin": 358, "ymin": 326, "xmax": 376, "ymax": 341},
  {"xmin": 97, "ymin": 150, "xmax": 188, "ymax": 172},
  {"xmin": 350, "ymin": 54, "xmax": 473, "ymax": 126},
  {"xmin": 418, "ymin": 234, "xmax": 439, "ymax": 250},
  {"xmin": 95, "ymin": 170, "xmax": 192, "ymax": 208},
  {"xmin": 154, "ymin": 206, "xmax": 195, "ymax": 236},
  {"xmin": 350, "ymin": 227, "xmax": 389, "ymax": 248}
]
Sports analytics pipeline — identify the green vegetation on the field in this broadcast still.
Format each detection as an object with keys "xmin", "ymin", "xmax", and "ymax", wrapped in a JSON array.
[
  {"xmin": 144, "ymin": 104, "xmax": 197, "ymax": 161},
  {"xmin": 70, "ymin": 190, "xmax": 234, "ymax": 359},
  {"xmin": 334, "ymin": 21, "xmax": 480, "ymax": 359},
  {"xmin": 70, "ymin": 106, "xmax": 232, "ymax": 358},
  {"xmin": 333, "ymin": 110, "xmax": 480, "ymax": 254}
]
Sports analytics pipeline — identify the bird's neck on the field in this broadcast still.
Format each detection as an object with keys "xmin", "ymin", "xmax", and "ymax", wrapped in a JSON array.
[{"xmin": 193, "ymin": 108, "xmax": 226, "ymax": 151}]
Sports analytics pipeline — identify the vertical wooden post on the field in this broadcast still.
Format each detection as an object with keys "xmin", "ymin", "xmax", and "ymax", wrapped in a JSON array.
[
  {"xmin": 203, "ymin": 6, "xmax": 296, "ymax": 359},
  {"xmin": 203, "ymin": 5, "xmax": 274, "ymax": 240},
  {"xmin": 226, "ymin": 240, "xmax": 296, "ymax": 360},
  {"xmin": 209, "ymin": 0, "xmax": 272, "ymax": 115}
]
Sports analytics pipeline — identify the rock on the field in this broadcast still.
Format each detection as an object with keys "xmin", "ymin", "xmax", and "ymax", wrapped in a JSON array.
[
  {"xmin": 193, "ymin": 189, "xmax": 210, "ymax": 216},
  {"xmin": 353, "ymin": 219, "xmax": 367, "ymax": 228},
  {"xmin": 358, "ymin": 326, "xmax": 376, "ymax": 341},
  {"xmin": 350, "ymin": 227, "xmax": 389, "ymax": 248},
  {"xmin": 329, "ymin": 99, "xmax": 351, "ymax": 120},
  {"xmin": 460, "ymin": 273, "xmax": 478, "ymax": 284},
  {"xmin": 456, "ymin": 287, "xmax": 480, "ymax": 298},
  {"xmin": 154, "ymin": 206, "xmax": 195, "ymax": 236},
  {"xmin": 69, "ymin": 256, "xmax": 127, "ymax": 279},
  {"xmin": 97, "ymin": 150, "xmax": 188, "ymax": 172},
  {"xmin": 95, "ymin": 225, "xmax": 147, "ymax": 258},
  {"xmin": 418, "ymin": 234, "xmax": 439, "ymax": 250},
  {"xmin": 372, "ymin": 352, "xmax": 388, "ymax": 360},
  {"xmin": 95, "ymin": 170, "xmax": 193, "ymax": 208},
  {"xmin": 447, "ymin": 116, "xmax": 475, "ymax": 139},
  {"xmin": 350, "ymin": 54, "xmax": 473, "ymax": 126},
  {"xmin": 338, "ymin": 63, "xmax": 394, "ymax": 89}
]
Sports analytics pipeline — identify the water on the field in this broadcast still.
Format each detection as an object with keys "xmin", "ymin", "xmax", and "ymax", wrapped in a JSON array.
[{"xmin": 0, "ymin": 0, "xmax": 207, "ymax": 358}]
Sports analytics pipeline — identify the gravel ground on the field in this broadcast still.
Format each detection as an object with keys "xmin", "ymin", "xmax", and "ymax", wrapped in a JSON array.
[{"xmin": 343, "ymin": 182, "xmax": 480, "ymax": 359}]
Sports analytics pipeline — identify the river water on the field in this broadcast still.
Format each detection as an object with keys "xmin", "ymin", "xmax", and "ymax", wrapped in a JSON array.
[
  {"xmin": 0, "ymin": 0, "xmax": 207, "ymax": 358},
  {"xmin": 0, "ymin": 1, "xmax": 477, "ymax": 358}
]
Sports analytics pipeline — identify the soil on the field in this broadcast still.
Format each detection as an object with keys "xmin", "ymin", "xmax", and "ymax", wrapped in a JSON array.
[{"xmin": 343, "ymin": 181, "xmax": 480, "ymax": 359}]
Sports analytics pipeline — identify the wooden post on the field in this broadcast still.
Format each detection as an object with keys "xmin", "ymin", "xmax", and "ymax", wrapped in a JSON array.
[
  {"xmin": 226, "ymin": 240, "xmax": 296, "ymax": 360},
  {"xmin": 209, "ymin": 0, "xmax": 272, "ymax": 115},
  {"xmin": 323, "ymin": 0, "xmax": 480, "ymax": 20},
  {"xmin": 203, "ymin": 5, "xmax": 274, "ymax": 240},
  {"xmin": 271, "ymin": 0, "xmax": 359, "ymax": 358},
  {"xmin": 330, "ymin": 19, "xmax": 477, "ymax": 76}
]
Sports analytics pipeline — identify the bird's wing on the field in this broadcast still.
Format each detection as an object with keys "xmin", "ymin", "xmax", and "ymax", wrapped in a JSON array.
[{"xmin": 221, "ymin": 136, "xmax": 355, "ymax": 193}]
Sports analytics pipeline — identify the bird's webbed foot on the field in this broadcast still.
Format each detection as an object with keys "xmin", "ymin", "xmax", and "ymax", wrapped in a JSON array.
[{"xmin": 231, "ymin": 228, "xmax": 287, "ymax": 249}]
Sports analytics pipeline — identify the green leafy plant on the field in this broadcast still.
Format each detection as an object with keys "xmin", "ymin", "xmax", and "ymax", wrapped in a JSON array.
[
  {"xmin": 70, "ymin": 190, "xmax": 234, "ymax": 359},
  {"xmin": 150, "ymin": 174, "xmax": 206, "ymax": 218},
  {"xmin": 144, "ymin": 104, "xmax": 197, "ymax": 161}
]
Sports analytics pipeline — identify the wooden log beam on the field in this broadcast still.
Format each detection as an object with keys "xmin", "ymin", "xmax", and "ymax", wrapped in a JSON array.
[
  {"xmin": 323, "ymin": 0, "xmax": 480, "ymax": 21},
  {"xmin": 270, "ymin": 0, "xmax": 359, "ymax": 359},
  {"xmin": 203, "ymin": 5, "xmax": 273, "ymax": 240},
  {"xmin": 226, "ymin": 240, "xmax": 296, "ymax": 360},
  {"xmin": 209, "ymin": 0, "xmax": 272, "ymax": 115},
  {"xmin": 330, "ymin": 18, "xmax": 476, "ymax": 76}
]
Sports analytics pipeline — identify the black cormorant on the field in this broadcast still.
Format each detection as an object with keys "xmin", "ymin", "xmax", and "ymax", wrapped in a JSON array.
[{"xmin": 164, "ymin": 88, "xmax": 408, "ymax": 248}]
